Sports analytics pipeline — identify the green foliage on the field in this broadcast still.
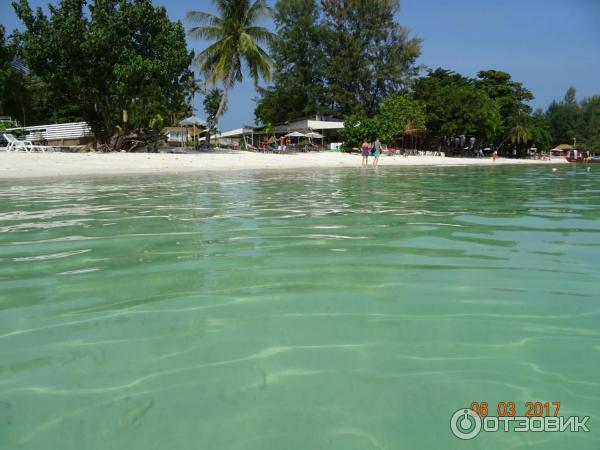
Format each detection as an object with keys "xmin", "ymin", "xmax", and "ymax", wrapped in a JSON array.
[
  {"xmin": 518, "ymin": 87, "xmax": 598, "ymax": 152},
  {"xmin": 339, "ymin": 114, "xmax": 375, "ymax": 150},
  {"xmin": 529, "ymin": 110, "xmax": 552, "ymax": 150},
  {"xmin": 0, "ymin": 25, "xmax": 13, "ymax": 113},
  {"xmin": 203, "ymin": 87, "xmax": 225, "ymax": 133},
  {"xmin": 188, "ymin": 0, "xmax": 274, "ymax": 125},
  {"xmin": 320, "ymin": 0, "xmax": 421, "ymax": 116},
  {"xmin": 509, "ymin": 111, "xmax": 532, "ymax": 145},
  {"xmin": 255, "ymin": 0, "xmax": 421, "ymax": 123},
  {"xmin": 13, "ymin": 0, "xmax": 193, "ymax": 145},
  {"xmin": 413, "ymin": 69, "xmax": 501, "ymax": 142},
  {"xmin": 564, "ymin": 86, "xmax": 577, "ymax": 105},
  {"xmin": 340, "ymin": 93, "xmax": 425, "ymax": 148},
  {"xmin": 475, "ymin": 71, "xmax": 533, "ymax": 113},
  {"xmin": 546, "ymin": 86, "xmax": 581, "ymax": 147},
  {"xmin": 148, "ymin": 113, "xmax": 164, "ymax": 130},
  {"xmin": 579, "ymin": 96, "xmax": 600, "ymax": 151},
  {"xmin": 254, "ymin": 0, "xmax": 325, "ymax": 125},
  {"xmin": 263, "ymin": 121, "xmax": 274, "ymax": 139},
  {"xmin": 0, "ymin": 24, "xmax": 26, "ymax": 122},
  {"xmin": 377, "ymin": 92, "xmax": 426, "ymax": 142}
]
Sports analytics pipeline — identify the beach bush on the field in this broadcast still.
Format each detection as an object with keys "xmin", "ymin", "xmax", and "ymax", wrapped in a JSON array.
[
  {"xmin": 340, "ymin": 93, "xmax": 426, "ymax": 147},
  {"xmin": 149, "ymin": 114, "xmax": 164, "ymax": 131}
]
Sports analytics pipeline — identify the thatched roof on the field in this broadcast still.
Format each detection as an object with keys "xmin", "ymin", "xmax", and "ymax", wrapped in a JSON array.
[
  {"xmin": 554, "ymin": 143, "xmax": 575, "ymax": 150},
  {"xmin": 403, "ymin": 123, "xmax": 427, "ymax": 135}
]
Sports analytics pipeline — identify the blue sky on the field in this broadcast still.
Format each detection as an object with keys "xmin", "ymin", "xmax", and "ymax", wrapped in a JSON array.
[{"xmin": 1, "ymin": 0, "xmax": 599, "ymax": 131}]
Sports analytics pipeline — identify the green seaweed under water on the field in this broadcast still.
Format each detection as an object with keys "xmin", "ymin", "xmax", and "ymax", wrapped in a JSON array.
[{"xmin": 0, "ymin": 164, "xmax": 599, "ymax": 449}]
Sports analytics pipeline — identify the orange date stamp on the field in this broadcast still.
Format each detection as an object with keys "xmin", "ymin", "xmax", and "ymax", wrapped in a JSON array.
[
  {"xmin": 469, "ymin": 401, "xmax": 561, "ymax": 417},
  {"xmin": 450, "ymin": 401, "xmax": 589, "ymax": 440}
]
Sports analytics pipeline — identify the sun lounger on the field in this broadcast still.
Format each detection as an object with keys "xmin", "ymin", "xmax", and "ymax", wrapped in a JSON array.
[{"xmin": 2, "ymin": 133, "xmax": 50, "ymax": 152}]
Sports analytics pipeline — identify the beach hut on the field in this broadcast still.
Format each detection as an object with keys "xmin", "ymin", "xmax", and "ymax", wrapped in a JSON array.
[
  {"xmin": 179, "ymin": 116, "xmax": 206, "ymax": 147},
  {"xmin": 395, "ymin": 123, "xmax": 427, "ymax": 152},
  {"xmin": 550, "ymin": 143, "xmax": 575, "ymax": 159}
]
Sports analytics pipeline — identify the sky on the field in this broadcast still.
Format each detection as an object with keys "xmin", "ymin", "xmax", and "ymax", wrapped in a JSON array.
[{"xmin": 1, "ymin": 0, "xmax": 599, "ymax": 131}]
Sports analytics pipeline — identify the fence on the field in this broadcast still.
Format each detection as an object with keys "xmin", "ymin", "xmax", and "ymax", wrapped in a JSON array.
[{"xmin": 6, "ymin": 122, "xmax": 93, "ymax": 145}]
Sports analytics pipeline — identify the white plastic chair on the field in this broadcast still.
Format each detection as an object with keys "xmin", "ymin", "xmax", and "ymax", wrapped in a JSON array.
[{"xmin": 2, "ymin": 133, "xmax": 47, "ymax": 152}]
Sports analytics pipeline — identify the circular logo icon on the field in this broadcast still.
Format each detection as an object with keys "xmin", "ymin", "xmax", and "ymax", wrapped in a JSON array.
[{"xmin": 450, "ymin": 408, "xmax": 482, "ymax": 440}]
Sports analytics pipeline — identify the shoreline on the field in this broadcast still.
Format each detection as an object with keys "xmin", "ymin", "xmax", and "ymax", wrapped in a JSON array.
[{"xmin": 0, "ymin": 151, "xmax": 568, "ymax": 180}]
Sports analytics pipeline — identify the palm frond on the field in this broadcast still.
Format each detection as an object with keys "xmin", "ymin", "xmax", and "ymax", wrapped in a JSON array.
[
  {"xmin": 188, "ymin": 25, "xmax": 225, "ymax": 41},
  {"xmin": 246, "ymin": 0, "xmax": 273, "ymax": 25},
  {"xmin": 186, "ymin": 11, "xmax": 221, "ymax": 26},
  {"xmin": 239, "ymin": 32, "xmax": 272, "ymax": 83},
  {"xmin": 197, "ymin": 38, "xmax": 240, "ymax": 85},
  {"xmin": 187, "ymin": 0, "xmax": 273, "ymax": 121},
  {"xmin": 244, "ymin": 26, "xmax": 274, "ymax": 45}
]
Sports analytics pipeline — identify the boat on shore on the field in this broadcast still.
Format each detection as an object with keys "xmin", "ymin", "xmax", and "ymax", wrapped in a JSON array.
[{"xmin": 566, "ymin": 156, "xmax": 600, "ymax": 164}]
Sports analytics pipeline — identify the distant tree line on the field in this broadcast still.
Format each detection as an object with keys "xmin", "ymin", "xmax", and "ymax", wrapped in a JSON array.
[
  {"xmin": 255, "ymin": 0, "xmax": 599, "ymax": 153},
  {"xmin": 546, "ymin": 87, "xmax": 600, "ymax": 152},
  {"xmin": 1, "ymin": 0, "xmax": 598, "ymax": 153}
]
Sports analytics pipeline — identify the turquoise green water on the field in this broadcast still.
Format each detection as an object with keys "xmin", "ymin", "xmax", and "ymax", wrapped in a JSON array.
[{"xmin": 0, "ymin": 165, "xmax": 599, "ymax": 449}]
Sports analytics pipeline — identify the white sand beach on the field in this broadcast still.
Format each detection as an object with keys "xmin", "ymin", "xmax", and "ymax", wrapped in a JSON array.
[{"xmin": 0, "ymin": 151, "xmax": 567, "ymax": 179}]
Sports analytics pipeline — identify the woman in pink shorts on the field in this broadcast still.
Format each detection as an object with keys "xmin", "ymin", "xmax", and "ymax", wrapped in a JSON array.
[{"xmin": 361, "ymin": 139, "xmax": 370, "ymax": 167}]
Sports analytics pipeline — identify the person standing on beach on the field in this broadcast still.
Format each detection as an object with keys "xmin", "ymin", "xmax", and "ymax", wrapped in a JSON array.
[
  {"xmin": 373, "ymin": 138, "xmax": 382, "ymax": 167},
  {"xmin": 278, "ymin": 136, "xmax": 287, "ymax": 153},
  {"xmin": 492, "ymin": 149, "xmax": 498, "ymax": 161},
  {"xmin": 361, "ymin": 139, "xmax": 370, "ymax": 166}
]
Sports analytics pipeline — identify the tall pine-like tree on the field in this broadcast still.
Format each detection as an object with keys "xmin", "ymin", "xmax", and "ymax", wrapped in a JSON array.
[
  {"xmin": 255, "ymin": 0, "xmax": 421, "ymax": 123},
  {"xmin": 320, "ymin": 0, "xmax": 421, "ymax": 116},
  {"xmin": 254, "ymin": 0, "xmax": 325, "ymax": 124}
]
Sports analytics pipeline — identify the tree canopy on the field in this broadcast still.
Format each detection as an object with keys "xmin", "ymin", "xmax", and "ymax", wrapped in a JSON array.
[
  {"xmin": 0, "ymin": 25, "xmax": 21, "ymax": 120},
  {"xmin": 412, "ymin": 69, "xmax": 501, "ymax": 144},
  {"xmin": 12, "ymin": 0, "xmax": 193, "ymax": 145},
  {"xmin": 546, "ymin": 87, "xmax": 600, "ymax": 151},
  {"xmin": 320, "ymin": 0, "xmax": 421, "ymax": 117},
  {"xmin": 254, "ymin": 0, "xmax": 326, "ymax": 125},
  {"xmin": 255, "ymin": 0, "xmax": 421, "ymax": 124}
]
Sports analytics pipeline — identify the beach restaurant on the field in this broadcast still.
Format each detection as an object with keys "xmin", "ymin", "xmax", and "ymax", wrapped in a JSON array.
[{"xmin": 214, "ymin": 116, "xmax": 345, "ymax": 150}]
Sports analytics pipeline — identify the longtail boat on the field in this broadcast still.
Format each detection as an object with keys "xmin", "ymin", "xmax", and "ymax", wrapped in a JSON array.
[{"xmin": 566, "ymin": 157, "xmax": 600, "ymax": 164}]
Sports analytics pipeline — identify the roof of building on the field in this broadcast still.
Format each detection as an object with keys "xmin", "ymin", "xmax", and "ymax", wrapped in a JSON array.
[
  {"xmin": 216, "ymin": 119, "xmax": 345, "ymax": 138},
  {"xmin": 214, "ymin": 127, "xmax": 255, "ymax": 139}
]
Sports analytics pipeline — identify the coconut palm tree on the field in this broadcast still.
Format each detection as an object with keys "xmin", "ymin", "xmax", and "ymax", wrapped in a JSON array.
[
  {"xmin": 187, "ymin": 0, "xmax": 273, "ymax": 127},
  {"xmin": 184, "ymin": 74, "xmax": 202, "ymax": 113},
  {"xmin": 510, "ymin": 111, "xmax": 532, "ymax": 145}
]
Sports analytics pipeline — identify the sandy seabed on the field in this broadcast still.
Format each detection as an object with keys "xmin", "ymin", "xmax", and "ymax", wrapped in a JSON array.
[{"xmin": 0, "ymin": 150, "xmax": 567, "ymax": 180}]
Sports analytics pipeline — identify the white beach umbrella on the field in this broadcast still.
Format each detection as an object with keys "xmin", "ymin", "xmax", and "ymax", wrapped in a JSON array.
[
  {"xmin": 305, "ymin": 131, "xmax": 325, "ymax": 150},
  {"xmin": 285, "ymin": 131, "xmax": 306, "ymax": 145},
  {"xmin": 305, "ymin": 132, "xmax": 324, "ymax": 139},
  {"xmin": 285, "ymin": 131, "xmax": 306, "ymax": 138}
]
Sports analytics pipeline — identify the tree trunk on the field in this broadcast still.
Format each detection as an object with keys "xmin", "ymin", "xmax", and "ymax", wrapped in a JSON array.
[{"xmin": 215, "ymin": 69, "xmax": 234, "ymax": 129}]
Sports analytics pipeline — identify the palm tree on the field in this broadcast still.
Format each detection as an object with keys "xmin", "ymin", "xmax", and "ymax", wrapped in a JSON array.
[
  {"xmin": 187, "ymin": 0, "xmax": 274, "ymax": 127},
  {"xmin": 184, "ymin": 74, "xmax": 202, "ymax": 113},
  {"xmin": 510, "ymin": 112, "xmax": 532, "ymax": 145}
]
